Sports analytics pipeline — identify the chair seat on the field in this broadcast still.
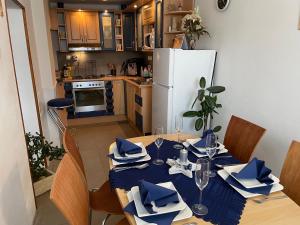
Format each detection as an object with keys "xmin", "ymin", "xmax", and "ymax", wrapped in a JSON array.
[
  {"xmin": 47, "ymin": 98, "xmax": 74, "ymax": 108},
  {"xmin": 89, "ymin": 180, "xmax": 123, "ymax": 214},
  {"xmin": 116, "ymin": 218, "xmax": 130, "ymax": 225}
]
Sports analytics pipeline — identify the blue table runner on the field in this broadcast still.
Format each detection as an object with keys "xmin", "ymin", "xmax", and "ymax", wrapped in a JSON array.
[{"xmin": 109, "ymin": 140, "xmax": 246, "ymax": 225}]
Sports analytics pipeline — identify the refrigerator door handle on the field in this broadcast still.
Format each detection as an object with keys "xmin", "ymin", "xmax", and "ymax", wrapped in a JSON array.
[{"xmin": 153, "ymin": 82, "xmax": 173, "ymax": 88}]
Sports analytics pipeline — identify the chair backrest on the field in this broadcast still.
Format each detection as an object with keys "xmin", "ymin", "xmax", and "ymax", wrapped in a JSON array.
[
  {"xmin": 280, "ymin": 141, "xmax": 300, "ymax": 206},
  {"xmin": 223, "ymin": 115, "xmax": 266, "ymax": 163},
  {"xmin": 63, "ymin": 129, "xmax": 86, "ymax": 177},
  {"xmin": 50, "ymin": 153, "xmax": 90, "ymax": 225}
]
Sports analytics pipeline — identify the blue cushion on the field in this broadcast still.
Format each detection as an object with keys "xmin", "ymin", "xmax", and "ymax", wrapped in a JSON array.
[{"xmin": 47, "ymin": 98, "xmax": 74, "ymax": 108}]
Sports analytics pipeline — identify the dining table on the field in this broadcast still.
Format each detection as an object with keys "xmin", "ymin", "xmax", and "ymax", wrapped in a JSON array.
[{"xmin": 108, "ymin": 134, "xmax": 300, "ymax": 225}]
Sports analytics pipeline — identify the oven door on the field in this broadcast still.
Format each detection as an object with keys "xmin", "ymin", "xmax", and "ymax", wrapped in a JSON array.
[{"xmin": 73, "ymin": 88, "xmax": 106, "ymax": 113}]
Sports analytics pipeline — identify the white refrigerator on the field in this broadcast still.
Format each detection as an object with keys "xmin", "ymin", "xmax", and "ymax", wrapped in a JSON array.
[{"xmin": 152, "ymin": 48, "xmax": 217, "ymax": 134}]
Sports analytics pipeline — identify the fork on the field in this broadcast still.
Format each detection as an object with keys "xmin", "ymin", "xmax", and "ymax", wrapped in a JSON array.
[{"xmin": 252, "ymin": 195, "xmax": 287, "ymax": 204}]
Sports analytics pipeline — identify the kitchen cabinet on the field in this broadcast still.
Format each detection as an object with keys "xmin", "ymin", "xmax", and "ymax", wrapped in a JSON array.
[
  {"xmin": 65, "ymin": 11, "xmax": 100, "ymax": 45},
  {"xmin": 155, "ymin": 0, "xmax": 163, "ymax": 48},
  {"xmin": 50, "ymin": 8, "xmax": 58, "ymax": 30},
  {"xmin": 135, "ymin": 86, "xmax": 152, "ymax": 134},
  {"xmin": 136, "ymin": 8, "xmax": 143, "ymax": 50},
  {"xmin": 123, "ymin": 13, "xmax": 135, "ymax": 51},
  {"xmin": 142, "ymin": 1, "xmax": 155, "ymax": 25},
  {"xmin": 126, "ymin": 81, "xmax": 137, "ymax": 124},
  {"xmin": 113, "ymin": 80, "xmax": 125, "ymax": 115},
  {"xmin": 100, "ymin": 12, "xmax": 115, "ymax": 50}
]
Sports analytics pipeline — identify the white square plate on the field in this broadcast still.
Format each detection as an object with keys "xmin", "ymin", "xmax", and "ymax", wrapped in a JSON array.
[
  {"xmin": 111, "ymin": 154, "xmax": 151, "ymax": 166},
  {"xmin": 186, "ymin": 138, "xmax": 225, "ymax": 153},
  {"xmin": 131, "ymin": 182, "xmax": 186, "ymax": 218},
  {"xmin": 217, "ymin": 169, "xmax": 283, "ymax": 198},
  {"xmin": 127, "ymin": 188, "xmax": 193, "ymax": 225},
  {"xmin": 224, "ymin": 164, "xmax": 280, "ymax": 189},
  {"xmin": 113, "ymin": 142, "xmax": 147, "ymax": 159}
]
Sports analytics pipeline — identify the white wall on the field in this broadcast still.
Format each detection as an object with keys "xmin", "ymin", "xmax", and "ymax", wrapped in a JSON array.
[
  {"xmin": 0, "ymin": 1, "xmax": 36, "ymax": 225},
  {"xmin": 7, "ymin": 5, "xmax": 40, "ymax": 134},
  {"xmin": 195, "ymin": 0, "xmax": 300, "ymax": 175}
]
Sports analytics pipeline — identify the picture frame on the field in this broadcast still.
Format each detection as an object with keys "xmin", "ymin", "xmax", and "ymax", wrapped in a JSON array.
[{"xmin": 172, "ymin": 34, "xmax": 188, "ymax": 50}]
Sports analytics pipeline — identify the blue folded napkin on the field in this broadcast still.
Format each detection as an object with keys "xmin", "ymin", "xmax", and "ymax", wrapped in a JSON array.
[
  {"xmin": 124, "ymin": 201, "xmax": 179, "ymax": 225},
  {"xmin": 225, "ymin": 175, "xmax": 272, "ymax": 195},
  {"xmin": 194, "ymin": 129, "xmax": 214, "ymax": 148},
  {"xmin": 139, "ymin": 180, "xmax": 179, "ymax": 214},
  {"xmin": 116, "ymin": 138, "xmax": 142, "ymax": 156},
  {"xmin": 232, "ymin": 157, "xmax": 274, "ymax": 185}
]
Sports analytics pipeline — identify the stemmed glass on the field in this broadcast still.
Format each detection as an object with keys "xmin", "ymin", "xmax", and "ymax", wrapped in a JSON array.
[
  {"xmin": 192, "ymin": 158, "xmax": 210, "ymax": 216},
  {"xmin": 205, "ymin": 133, "xmax": 217, "ymax": 177},
  {"xmin": 173, "ymin": 115, "xmax": 183, "ymax": 150},
  {"xmin": 153, "ymin": 127, "xmax": 164, "ymax": 165}
]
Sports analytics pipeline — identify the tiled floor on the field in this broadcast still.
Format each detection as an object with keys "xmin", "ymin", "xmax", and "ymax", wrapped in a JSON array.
[{"xmin": 34, "ymin": 121, "xmax": 139, "ymax": 225}]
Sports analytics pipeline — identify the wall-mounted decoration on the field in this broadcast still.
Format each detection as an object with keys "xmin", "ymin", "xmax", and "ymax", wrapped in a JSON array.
[
  {"xmin": 0, "ymin": 0, "xmax": 4, "ymax": 17},
  {"xmin": 216, "ymin": 0, "xmax": 231, "ymax": 11}
]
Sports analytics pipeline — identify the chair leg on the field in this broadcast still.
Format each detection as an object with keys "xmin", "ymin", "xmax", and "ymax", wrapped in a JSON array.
[{"xmin": 101, "ymin": 214, "xmax": 111, "ymax": 225}]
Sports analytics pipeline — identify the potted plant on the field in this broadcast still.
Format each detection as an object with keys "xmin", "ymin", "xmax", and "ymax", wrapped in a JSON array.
[
  {"xmin": 25, "ymin": 132, "xmax": 65, "ymax": 196},
  {"xmin": 183, "ymin": 77, "xmax": 225, "ymax": 133},
  {"xmin": 181, "ymin": 8, "xmax": 210, "ymax": 49}
]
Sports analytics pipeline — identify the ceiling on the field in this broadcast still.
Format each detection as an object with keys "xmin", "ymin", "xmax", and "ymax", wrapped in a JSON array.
[{"xmin": 49, "ymin": 0, "xmax": 132, "ymax": 4}]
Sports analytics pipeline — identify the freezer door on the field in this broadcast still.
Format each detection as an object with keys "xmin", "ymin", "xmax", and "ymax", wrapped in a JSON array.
[
  {"xmin": 153, "ymin": 48, "xmax": 175, "ymax": 86},
  {"xmin": 152, "ymin": 83, "xmax": 173, "ymax": 133}
]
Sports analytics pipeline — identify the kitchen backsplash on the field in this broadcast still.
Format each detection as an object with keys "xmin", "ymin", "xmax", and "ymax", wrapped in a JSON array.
[{"xmin": 57, "ymin": 51, "xmax": 144, "ymax": 76}]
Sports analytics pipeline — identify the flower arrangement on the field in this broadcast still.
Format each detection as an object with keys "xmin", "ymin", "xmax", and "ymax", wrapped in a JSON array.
[{"xmin": 181, "ymin": 8, "xmax": 209, "ymax": 49}]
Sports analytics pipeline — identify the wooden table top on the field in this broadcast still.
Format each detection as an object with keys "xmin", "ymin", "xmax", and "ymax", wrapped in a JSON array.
[{"xmin": 108, "ymin": 134, "xmax": 300, "ymax": 225}]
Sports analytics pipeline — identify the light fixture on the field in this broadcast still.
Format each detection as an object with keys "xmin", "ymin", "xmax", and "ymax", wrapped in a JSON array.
[
  {"xmin": 134, "ymin": 4, "xmax": 138, "ymax": 8},
  {"xmin": 78, "ymin": 9, "xmax": 82, "ymax": 11},
  {"xmin": 104, "ymin": 9, "xmax": 108, "ymax": 13}
]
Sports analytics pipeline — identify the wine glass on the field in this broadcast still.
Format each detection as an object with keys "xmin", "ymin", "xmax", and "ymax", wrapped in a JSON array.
[
  {"xmin": 153, "ymin": 127, "xmax": 164, "ymax": 165},
  {"xmin": 205, "ymin": 133, "xmax": 217, "ymax": 177},
  {"xmin": 192, "ymin": 158, "xmax": 210, "ymax": 216},
  {"xmin": 173, "ymin": 115, "xmax": 183, "ymax": 150}
]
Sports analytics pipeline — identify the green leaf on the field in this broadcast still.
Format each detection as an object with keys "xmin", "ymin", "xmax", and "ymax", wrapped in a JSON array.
[
  {"xmin": 213, "ymin": 126, "xmax": 222, "ymax": 132},
  {"xmin": 195, "ymin": 118, "xmax": 203, "ymax": 131},
  {"xmin": 199, "ymin": 77, "xmax": 206, "ymax": 88},
  {"xmin": 183, "ymin": 111, "xmax": 199, "ymax": 117},
  {"xmin": 207, "ymin": 86, "xmax": 225, "ymax": 94},
  {"xmin": 198, "ymin": 89, "xmax": 205, "ymax": 101}
]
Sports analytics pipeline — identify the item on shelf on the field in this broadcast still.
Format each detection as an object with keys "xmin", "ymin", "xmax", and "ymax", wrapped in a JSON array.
[
  {"xmin": 167, "ymin": 3, "xmax": 176, "ymax": 11},
  {"xmin": 172, "ymin": 34, "xmax": 188, "ymax": 49},
  {"xmin": 116, "ymin": 18, "xmax": 121, "ymax": 26},
  {"xmin": 171, "ymin": 17, "xmax": 178, "ymax": 31},
  {"xmin": 177, "ymin": 0, "xmax": 183, "ymax": 11}
]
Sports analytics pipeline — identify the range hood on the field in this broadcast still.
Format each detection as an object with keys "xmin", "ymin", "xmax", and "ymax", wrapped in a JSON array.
[{"xmin": 68, "ymin": 47, "xmax": 102, "ymax": 52}]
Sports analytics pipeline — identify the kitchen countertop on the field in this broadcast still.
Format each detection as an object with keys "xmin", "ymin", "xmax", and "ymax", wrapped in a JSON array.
[{"xmin": 62, "ymin": 75, "xmax": 152, "ymax": 88}]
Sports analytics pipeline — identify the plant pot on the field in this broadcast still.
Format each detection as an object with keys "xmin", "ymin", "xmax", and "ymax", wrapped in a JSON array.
[{"xmin": 33, "ymin": 169, "xmax": 55, "ymax": 196}]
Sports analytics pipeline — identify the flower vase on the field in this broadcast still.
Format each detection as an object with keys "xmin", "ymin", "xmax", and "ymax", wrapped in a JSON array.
[{"xmin": 186, "ymin": 35, "xmax": 196, "ymax": 50}]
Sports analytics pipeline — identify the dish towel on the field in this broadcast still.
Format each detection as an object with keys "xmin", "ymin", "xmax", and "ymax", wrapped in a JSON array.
[
  {"xmin": 232, "ymin": 157, "xmax": 274, "ymax": 184},
  {"xmin": 193, "ymin": 129, "xmax": 214, "ymax": 148},
  {"xmin": 139, "ymin": 180, "xmax": 179, "ymax": 214},
  {"xmin": 116, "ymin": 138, "xmax": 142, "ymax": 156},
  {"xmin": 166, "ymin": 159, "xmax": 195, "ymax": 178},
  {"xmin": 124, "ymin": 201, "xmax": 180, "ymax": 225}
]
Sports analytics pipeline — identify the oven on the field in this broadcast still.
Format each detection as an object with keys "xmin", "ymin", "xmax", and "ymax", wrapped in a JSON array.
[{"xmin": 72, "ymin": 81, "xmax": 106, "ymax": 113}]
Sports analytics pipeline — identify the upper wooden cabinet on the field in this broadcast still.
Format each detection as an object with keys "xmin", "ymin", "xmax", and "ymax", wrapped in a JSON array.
[
  {"xmin": 65, "ymin": 11, "xmax": 100, "ymax": 45},
  {"xmin": 142, "ymin": 1, "xmax": 155, "ymax": 25}
]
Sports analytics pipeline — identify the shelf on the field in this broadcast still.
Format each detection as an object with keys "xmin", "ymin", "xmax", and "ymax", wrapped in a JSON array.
[
  {"xmin": 164, "ymin": 11, "xmax": 192, "ymax": 15},
  {"xmin": 164, "ymin": 31, "xmax": 185, "ymax": 34}
]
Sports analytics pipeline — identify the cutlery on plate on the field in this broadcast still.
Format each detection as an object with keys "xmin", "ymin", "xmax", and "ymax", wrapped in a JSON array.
[
  {"xmin": 183, "ymin": 223, "xmax": 197, "ymax": 225},
  {"xmin": 113, "ymin": 163, "xmax": 149, "ymax": 172},
  {"xmin": 213, "ymin": 155, "xmax": 232, "ymax": 159},
  {"xmin": 215, "ymin": 163, "xmax": 240, "ymax": 168},
  {"xmin": 252, "ymin": 195, "xmax": 287, "ymax": 204}
]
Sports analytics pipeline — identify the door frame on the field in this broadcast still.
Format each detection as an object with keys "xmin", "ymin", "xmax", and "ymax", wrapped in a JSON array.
[{"xmin": 5, "ymin": 0, "xmax": 43, "ymax": 136}]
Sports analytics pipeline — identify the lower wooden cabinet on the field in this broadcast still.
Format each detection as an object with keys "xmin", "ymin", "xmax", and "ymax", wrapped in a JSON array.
[
  {"xmin": 112, "ymin": 80, "xmax": 125, "ymax": 115},
  {"xmin": 126, "ymin": 82, "xmax": 137, "ymax": 124}
]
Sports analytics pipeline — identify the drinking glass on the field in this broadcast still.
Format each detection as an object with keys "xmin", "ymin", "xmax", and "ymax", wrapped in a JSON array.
[
  {"xmin": 192, "ymin": 158, "xmax": 210, "ymax": 216},
  {"xmin": 173, "ymin": 115, "xmax": 183, "ymax": 150},
  {"xmin": 153, "ymin": 127, "xmax": 164, "ymax": 165},
  {"xmin": 205, "ymin": 133, "xmax": 217, "ymax": 177}
]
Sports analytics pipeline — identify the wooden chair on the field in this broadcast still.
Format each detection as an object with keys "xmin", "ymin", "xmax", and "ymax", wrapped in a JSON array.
[
  {"xmin": 223, "ymin": 115, "xmax": 266, "ymax": 163},
  {"xmin": 50, "ymin": 153, "xmax": 128, "ymax": 225},
  {"xmin": 62, "ymin": 130, "xmax": 127, "ymax": 224},
  {"xmin": 280, "ymin": 141, "xmax": 300, "ymax": 206}
]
